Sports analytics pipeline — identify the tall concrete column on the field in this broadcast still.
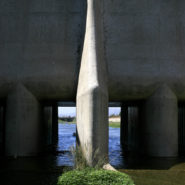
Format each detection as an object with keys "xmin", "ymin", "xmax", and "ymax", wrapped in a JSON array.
[
  {"xmin": 0, "ymin": 106, "xmax": 4, "ymax": 155},
  {"xmin": 52, "ymin": 104, "xmax": 58, "ymax": 144},
  {"xmin": 43, "ymin": 106, "xmax": 53, "ymax": 146},
  {"xmin": 5, "ymin": 84, "xmax": 42, "ymax": 157},
  {"xmin": 143, "ymin": 84, "xmax": 178, "ymax": 157},
  {"xmin": 76, "ymin": 0, "xmax": 108, "ymax": 166},
  {"xmin": 127, "ymin": 107, "xmax": 140, "ymax": 152},
  {"xmin": 120, "ymin": 105, "xmax": 128, "ymax": 150}
]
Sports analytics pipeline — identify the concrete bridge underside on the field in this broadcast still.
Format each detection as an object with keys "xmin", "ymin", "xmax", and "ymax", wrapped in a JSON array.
[{"xmin": 0, "ymin": 0, "xmax": 185, "ymax": 165}]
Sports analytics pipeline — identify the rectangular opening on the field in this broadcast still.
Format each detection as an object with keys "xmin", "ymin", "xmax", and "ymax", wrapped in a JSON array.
[{"xmin": 108, "ymin": 103, "xmax": 122, "ymax": 167}]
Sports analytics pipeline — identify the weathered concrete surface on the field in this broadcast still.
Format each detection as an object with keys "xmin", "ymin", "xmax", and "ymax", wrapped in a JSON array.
[
  {"xmin": 5, "ymin": 84, "xmax": 42, "ymax": 157},
  {"xmin": 1, "ymin": 0, "xmax": 185, "ymax": 159},
  {"xmin": 76, "ymin": 0, "xmax": 108, "ymax": 165},
  {"xmin": 120, "ymin": 106, "xmax": 128, "ymax": 149},
  {"xmin": 178, "ymin": 105, "xmax": 185, "ymax": 155},
  {"xmin": 43, "ymin": 106, "xmax": 53, "ymax": 146},
  {"xmin": 142, "ymin": 85, "xmax": 178, "ymax": 157},
  {"xmin": 1, "ymin": 0, "xmax": 185, "ymax": 101},
  {"xmin": 0, "ymin": 0, "xmax": 86, "ymax": 100},
  {"xmin": 0, "ymin": 106, "xmax": 4, "ymax": 155},
  {"xmin": 103, "ymin": 0, "xmax": 185, "ymax": 101},
  {"xmin": 52, "ymin": 104, "xmax": 58, "ymax": 144},
  {"xmin": 127, "ymin": 107, "xmax": 140, "ymax": 152}
]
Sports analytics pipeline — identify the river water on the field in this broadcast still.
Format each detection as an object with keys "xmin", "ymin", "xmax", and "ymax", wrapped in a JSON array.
[
  {"xmin": 1, "ymin": 123, "xmax": 185, "ymax": 185},
  {"xmin": 55, "ymin": 123, "xmax": 185, "ymax": 169},
  {"xmin": 56, "ymin": 123, "xmax": 123, "ymax": 167}
]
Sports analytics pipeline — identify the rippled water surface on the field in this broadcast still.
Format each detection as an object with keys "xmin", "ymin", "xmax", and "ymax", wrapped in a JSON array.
[{"xmin": 56, "ymin": 123, "xmax": 123, "ymax": 167}]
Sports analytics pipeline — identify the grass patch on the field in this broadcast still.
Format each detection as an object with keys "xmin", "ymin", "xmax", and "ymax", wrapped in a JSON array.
[
  {"xmin": 109, "ymin": 122, "xmax": 120, "ymax": 128},
  {"xmin": 58, "ymin": 119, "xmax": 76, "ymax": 124},
  {"xmin": 58, "ymin": 120, "xmax": 120, "ymax": 128},
  {"xmin": 57, "ymin": 168, "xmax": 134, "ymax": 185},
  {"xmin": 119, "ymin": 169, "xmax": 185, "ymax": 185}
]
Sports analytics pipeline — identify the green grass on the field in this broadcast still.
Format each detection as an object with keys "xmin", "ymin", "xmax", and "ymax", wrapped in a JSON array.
[
  {"xmin": 58, "ymin": 119, "xmax": 76, "ymax": 124},
  {"xmin": 109, "ymin": 122, "xmax": 120, "ymax": 128},
  {"xmin": 58, "ymin": 120, "xmax": 120, "ymax": 128},
  {"xmin": 57, "ymin": 168, "xmax": 134, "ymax": 185},
  {"xmin": 119, "ymin": 163, "xmax": 185, "ymax": 185}
]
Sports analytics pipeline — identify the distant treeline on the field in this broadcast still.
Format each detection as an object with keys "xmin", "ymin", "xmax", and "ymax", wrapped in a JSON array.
[{"xmin": 59, "ymin": 116, "xmax": 76, "ymax": 122}]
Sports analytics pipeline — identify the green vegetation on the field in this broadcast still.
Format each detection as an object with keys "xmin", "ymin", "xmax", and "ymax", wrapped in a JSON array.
[
  {"xmin": 58, "ymin": 118, "xmax": 76, "ymax": 124},
  {"xmin": 57, "ymin": 168, "xmax": 134, "ymax": 185},
  {"xmin": 109, "ymin": 122, "xmax": 120, "ymax": 128},
  {"xmin": 119, "ymin": 168, "xmax": 185, "ymax": 185},
  {"xmin": 59, "ymin": 119, "xmax": 120, "ymax": 128},
  {"xmin": 57, "ymin": 146, "xmax": 134, "ymax": 185}
]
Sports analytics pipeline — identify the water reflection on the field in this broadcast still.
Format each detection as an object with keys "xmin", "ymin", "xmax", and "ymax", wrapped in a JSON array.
[
  {"xmin": 1, "ymin": 123, "xmax": 185, "ymax": 185},
  {"xmin": 55, "ymin": 123, "xmax": 124, "ymax": 167},
  {"xmin": 1, "ymin": 124, "xmax": 185, "ymax": 171},
  {"xmin": 54, "ymin": 124, "xmax": 185, "ymax": 169}
]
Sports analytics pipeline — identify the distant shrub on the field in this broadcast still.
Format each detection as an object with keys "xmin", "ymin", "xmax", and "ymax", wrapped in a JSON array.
[{"xmin": 57, "ymin": 168, "xmax": 134, "ymax": 185}]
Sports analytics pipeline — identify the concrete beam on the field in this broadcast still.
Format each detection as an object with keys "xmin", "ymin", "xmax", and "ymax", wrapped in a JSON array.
[
  {"xmin": 76, "ymin": 0, "xmax": 108, "ymax": 166},
  {"xmin": 5, "ymin": 84, "xmax": 42, "ymax": 157},
  {"xmin": 142, "ymin": 84, "xmax": 178, "ymax": 157}
]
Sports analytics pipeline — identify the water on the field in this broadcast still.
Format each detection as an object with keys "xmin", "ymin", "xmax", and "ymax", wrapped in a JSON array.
[
  {"xmin": 55, "ymin": 123, "xmax": 123, "ymax": 167},
  {"xmin": 55, "ymin": 124, "xmax": 185, "ymax": 169}
]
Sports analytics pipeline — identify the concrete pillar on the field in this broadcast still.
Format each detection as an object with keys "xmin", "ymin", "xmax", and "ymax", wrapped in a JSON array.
[
  {"xmin": 127, "ymin": 107, "xmax": 140, "ymax": 152},
  {"xmin": 120, "ymin": 105, "xmax": 128, "ymax": 150},
  {"xmin": 5, "ymin": 84, "xmax": 42, "ymax": 157},
  {"xmin": 0, "ymin": 106, "xmax": 4, "ymax": 155},
  {"xmin": 178, "ymin": 105, "xmax": 185, "ymax": 155},
  {"xmin": 76, "ymin": 0, "xmax": 108, "ymax": 166},
  {"xmin": 52, "ymin": 104, "xmax": 58, "ymax": 144},
  {"xmin": 43, "ymin": 106, "xmax": 52, "ymax": 146},
  {"xmin": 143, "ymin": 84, "xmax": 178, "ymax": 157}
]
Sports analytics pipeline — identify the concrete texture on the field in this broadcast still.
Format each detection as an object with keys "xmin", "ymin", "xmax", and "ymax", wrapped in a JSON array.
[
  {"xmin": 127, "ymin": 107, "xmax": 140, "ymax": 152},
  {"xmin": 178, "ymin": 105, "xmax": 185, "ymax": 155},
  {"xmin": 1, "ymin": 0, "xmax": 185, "ymax": 160},
  {"xmin": 120, "ymin": 106, "xmax": 128, "ymax": 149},
  {"xmin": 1, "ymin": 0, "xmax": 185, "ymax": 101},
  {"xmin": 142, "ymin": 84, "xmax": 178, "ymax": 157},
  {"xmin": 52, "ymin": 104, "xmax": 58, "ymax": 144},
  {"xmin": 5, "ymin": 84, "xmax": 42, "ymax": 156},
  {"xmin": 43, "ymin": 106, "xmax": 53, "ymax": 146},
  {"xmin": 0, "ymin": 106, "xmax": 4, "ymax": 155},
  {"xmin": 76, "ymin": 0, "xmax": 108, "ymax": 165},
  {"xmin": 0, "ymin": 0, "xmax": 86, "ymax": 100}
]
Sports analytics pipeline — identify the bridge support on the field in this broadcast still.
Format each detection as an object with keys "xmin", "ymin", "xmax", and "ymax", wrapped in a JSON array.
[
  {"xmin": 127, "ymin": 107, "xmax": 140, "ymax": 152},
  {"xmin": 120, "ymin": 105, "xmax": 128, "ymax": 150},
  {"xmin": 52, "ymin": 104, "xmax": 58, "ymax": 144},
  {"xmin": 43, "ymin": 106, "xmax": 53, "ymax": 146},
  {"xmin": 5, "ymin": 84, "xmax": 42, "ymax": 157},
  {"xmin": 76, "ymin": 0, "xmax": 108, "ymax": 166},
  {"xmin": 143, "ymin": 85, "xmax": 178, "ymax": 157}
]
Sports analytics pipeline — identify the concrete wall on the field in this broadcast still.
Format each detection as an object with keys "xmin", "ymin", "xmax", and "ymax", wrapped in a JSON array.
[
  {"xmin": 0, "ymin": 106, "xmax": 4, "ymax": 155},
  {"xmin": 1, "ymin": 0, "xmax": 185, "ymax": 159},
  {"xmin": 104, "ymin": 0, "xmax": 185, "ymax": 101},
  {"xmin": 0, "ymin": 0, "xmax": 185, "ymax": 101},
  {"xmin": 0, "ymin": 0, "xmax": 86, "ymax": 100}
]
